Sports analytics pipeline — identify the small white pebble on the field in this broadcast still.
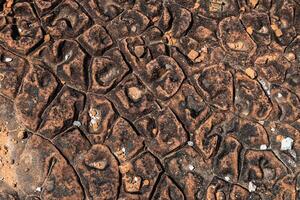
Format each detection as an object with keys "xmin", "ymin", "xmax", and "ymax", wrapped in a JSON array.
[
  {"xmin": 3, "ymin": 57, "xmax": 12, "ymax": 62},
  {"xmin": 121, "ymin": 147, "xmax": 126, "ymax": 153},
  {"xmin": 260, "ymin": 144, "xmax": 267, "ymax": 150},
  {"xmin": 271, "ymin": 127, "xmax": 275, "ymax": 132},
  {"xmin": 65, "ymin": 54, "xmax": 70, "ymax": 60},
  {"xmin": 131, "ymin": 26, "xmax": 137, "ymax": 32},
  {"xmin": 277, "ymin": 93, "xmax": 282, "ymax": 98},
  {"xmin": 187, "ymin": 141, "xmax": 194, "ymax": 146},
  {"xmin": 248, "ymin": 181, "xmax": 256, "ymax": 192},
  {"xmin": 36, "ymin": 187, "xmax": 42, "ymax": 192},
  {"xmin": 224, "ymin": 176, "xmax": 230, "ymax": 181},
  {"xmin": 281, "ymin": 137, "xmax": 294, "ymax": 151},
  {"xmin": 73, "ymin": 121, "xmax": 81, "ymax": 127},
  {"xmin": 64, "ymin": 51, "xmax": 72, "ymax": 61},
  {"xmin": 188, "ymin": 164, "xmax": 194, "ymax": 171}
]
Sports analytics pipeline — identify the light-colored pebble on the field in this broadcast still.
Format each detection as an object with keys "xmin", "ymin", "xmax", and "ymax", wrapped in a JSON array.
[
  {"xmin": 3, "ymin": 57, "xmax": 12, "ymax": 62},
  {"xmin": 281, "ymin": 137, "xmax": 294, "ymax": 151},
  {"xmin": 260, "ymin": 144, "xmax": 267, "ymax": 150},
  {"xmin": 188, "ymin": 164, "xmax": 194, "ymax": 171},
  {"xmin": 248, "ymin": 181, "xmax": 256, "ymax": 192},
  {"xmin": 73, "ymin": 121, "xmax": 81, "ymax": 127},
  {"xmin": 187, "ymin": 141, "xmax": 194, "ymax": 146}
]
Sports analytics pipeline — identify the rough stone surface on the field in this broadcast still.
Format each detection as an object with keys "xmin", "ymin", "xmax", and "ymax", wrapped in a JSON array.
[{"xmin": 0, "ymin": 0, "xmax": 299, "ymax": 199}]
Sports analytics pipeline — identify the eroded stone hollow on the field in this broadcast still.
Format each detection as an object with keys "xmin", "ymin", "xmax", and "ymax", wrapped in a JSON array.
[{"xmin": 0, "ymin": 0, "xmax": 299, "ymax": 199}]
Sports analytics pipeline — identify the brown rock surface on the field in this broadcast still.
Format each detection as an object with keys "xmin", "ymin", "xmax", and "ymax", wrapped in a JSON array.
[{"xmin": 0, "ymin": 0, "xmax": 299, "ymax": 199}]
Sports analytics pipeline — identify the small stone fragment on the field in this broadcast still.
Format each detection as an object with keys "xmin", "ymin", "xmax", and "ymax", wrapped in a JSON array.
[
  {"xmin": 246, "ymin": 27, "xmax": 253, "ymax": 34},
  {"xmin": 284, "ymin": 53, "xmax": 296, "ymax": 61},
  {"xmin": 128, "ymin": 87, "xmax": 143, "ymax": 101},
  {"xmin": 271, "ymin": 24, "xmax": 283, "ymax": 37},
  {"xmin": 3, "ymin": 57, "xmax": 12, "ymax": 62},
  {"xmin": 187, "ymin": 141, "xmax": 194, "ymax": 146},
  {"xmin": 187, "ymin": 50, "xmax": 199, "ymax": 60},
  {"xmin": 280, "ymin": 137, "xmax": 294, "ymax": 151},
  {"xmin": 143, "ymin": 179, "xmax": 150, "ymax": 186},
  {"xmin": 131, "ymin": 26, "xmax": 137, "ymax": 33},
  {"xmin": 134, "ymin": 46, "xmax": 144, "ymax": 58},
  {"xmin": 245, "ymin": 68, "xmax": 256, "ymax": 79},
  {"xmin": 44, "ymin": 34, "xmax": 50, "ymax": 42},
  {"xmin": 188, "ymin": 164, "xmax": 194, "ymax": 171},
  {"xmin": 73, "ymin": 121, "xmax": 81, "ymax": 127},
  {"xmin": 248, "ymin": 181, "xmax": 256, "ymax": 192},
  {"xmin": 260, "ymin": 144, "xmax": 267, "ymax": 150}
]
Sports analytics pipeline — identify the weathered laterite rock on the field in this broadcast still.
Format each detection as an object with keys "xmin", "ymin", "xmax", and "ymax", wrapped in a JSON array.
[{"xmin": 0, "ymin": 0, "xmax": 298, "ymax": 199}]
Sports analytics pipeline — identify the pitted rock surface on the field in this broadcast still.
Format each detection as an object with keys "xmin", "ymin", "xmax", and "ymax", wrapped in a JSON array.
[{"xmin": 0, "ymin": 0, "xmax": 299, "ymax": 199}]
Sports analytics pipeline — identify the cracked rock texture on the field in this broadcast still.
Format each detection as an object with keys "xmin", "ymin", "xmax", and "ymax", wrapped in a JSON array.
[{"xmin": 0, "ymin": 0, "xmax": 299, "ymax": 199}]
